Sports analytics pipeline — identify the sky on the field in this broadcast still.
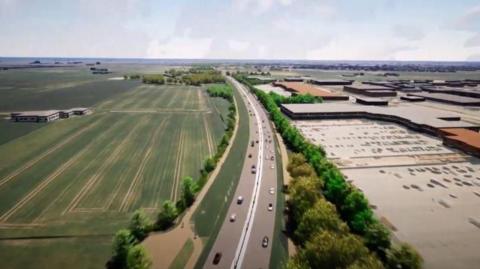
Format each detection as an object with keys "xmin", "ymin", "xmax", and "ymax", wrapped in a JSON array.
[{"xmin": 0, "ymin": 0, "xmax": 479, "ymax": 61}]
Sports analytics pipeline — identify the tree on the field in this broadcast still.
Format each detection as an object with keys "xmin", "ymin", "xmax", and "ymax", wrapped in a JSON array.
[
  {"xmin": 288, "ymin": 176, "xmax": 322, "ymax": 221},
  {"xmin": 204, "ymin": 157, "xmax": 216, "ymax": 173},
  {"xmin": 129, "ymin": 209, "xmax": 152, "ymax": 241},
  {"xmin": 156, "ymin": 200, "xmax": 178, "ymax": 230},
  {"xmin": 181, "ymin": 176, "xmax": 198, "ymax": 207},
  {"xmin": 295, "ymin": 199, "xmax": 348, "ymax": 243},
  {"xmin": 386, "ymin": 244, "xmax": 423, "ymax": 269},
  {"xmin": 301, "ymin": 231, "xmax": 372, "ymax": 269},
  {"xmin": 364, "ymin": 221, "xmax": 391, "ymax": 260},
  {"xmin": 127, "ymin": 245, "xmax": 152, "ymax": 269},
  {"xmin": 111, "ymin": 229, "xmax": 136, "ymax": 269}
]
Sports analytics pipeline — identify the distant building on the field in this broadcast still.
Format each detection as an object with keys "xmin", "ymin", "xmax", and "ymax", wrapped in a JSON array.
[
  {"xmin": 11, "ymin": 110, "xmax": 60, "ymax": 122},
  {"xmin": 344, "ymin": 85, "xmax": 397, "ymax": 97},
  {"xmin": 284, "ymin": 77, "xmax": 304, "ymax": 82},
  {"xmin": 11, "ymin": 107, "xmax": 91, "ymax": 123},
  {"xmin": 309, "ymin": 79, "xmax": 353, "ymax": 86}
]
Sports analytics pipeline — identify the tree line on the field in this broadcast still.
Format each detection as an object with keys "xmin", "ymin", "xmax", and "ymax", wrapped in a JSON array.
[{"xmin": 234, "ymin": 73, "xmax": 422, "ymax": 269}]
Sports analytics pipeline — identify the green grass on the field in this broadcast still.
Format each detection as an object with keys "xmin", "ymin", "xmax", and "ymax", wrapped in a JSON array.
[
  {"xmin": 192, "ymin": 82, "xmax": 250, "ymax": 269},
  {"xmin": 0, "ymin": 83, "xmax": 230, "ymax": 269},
  {"xmin": 169, "ymin": 239, "xmax": 194, "ymax": 269},
  {"xmin": 0, "ymin": 236, "xmax": 112, "ymax": 269},
  {"xmin": 0, "ymin": 119, "xmax": 45, "ymax": 146}
]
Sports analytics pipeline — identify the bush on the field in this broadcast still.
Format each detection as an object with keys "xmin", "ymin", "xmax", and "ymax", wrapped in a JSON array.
[
  {"xmin": 386, "ymin": 244, "xmax": 423, "ymax": 269},
  {"xmin": 142, "ymin": 74, "xmax": 165, "ymax": 85},
  {"xmin": 364, "ymin": 221, "xmax": 391, "ymax": 260}
]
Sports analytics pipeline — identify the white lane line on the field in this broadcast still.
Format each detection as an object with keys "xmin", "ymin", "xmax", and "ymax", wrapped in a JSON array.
[{"xmin": 230, "ymin": 77, "xmax": 265, "ymax": 269}]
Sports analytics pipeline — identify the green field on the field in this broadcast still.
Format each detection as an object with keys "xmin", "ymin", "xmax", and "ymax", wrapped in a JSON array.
[{"xmin": 0, "ymin": 81, "xmax": 230, "ymax": 268}]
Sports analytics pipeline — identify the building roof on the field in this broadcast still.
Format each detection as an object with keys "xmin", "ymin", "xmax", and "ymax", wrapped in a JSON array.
[
  {"xmin": 345, "ymin": 85, "xmax": 394, "ymax": 91},
  {"xmin": 14, "ymin": 110, "xmax": 59, "ymax": 117},
  {"xmin": 441, "ymin": 128, "xmax": 480, "ymax": 149},
  {"xmin": 409, "ymin": 92, "xmax": 480, "ymax": 105},
  {"xmin": 274, "ymin": 82, "xmax": 347, "ymax": 99},
  {"xmin": 281, "ymin": 103, "xmax": 478, "ymax": 129}
]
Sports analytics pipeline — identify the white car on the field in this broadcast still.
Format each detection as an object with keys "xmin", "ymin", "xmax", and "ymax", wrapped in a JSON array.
[
  {"xmin": 230, "ymin": 214, "xmax": 236, "ymax": 222},
  {"xmin": 237, "ymin": 196, "xmax": 244, "ymax": 205},
  {"xmin": 269, "ymin": 188, "xmax": 275, "ymax": 195}
]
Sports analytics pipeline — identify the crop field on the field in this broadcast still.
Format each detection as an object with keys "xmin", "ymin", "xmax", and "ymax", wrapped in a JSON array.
[
  {"xmin": 0, "ymin": 68, "xmax": 140, "ymax": 111},
  {"xmin": 0, "ymin": 82, "xmax": 229, "ymax": 268}
]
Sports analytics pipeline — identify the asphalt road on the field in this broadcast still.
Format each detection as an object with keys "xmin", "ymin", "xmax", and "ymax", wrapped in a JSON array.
[{"xmin": 204, "ymin": 76, "xmax": 278, "ymax": 269}]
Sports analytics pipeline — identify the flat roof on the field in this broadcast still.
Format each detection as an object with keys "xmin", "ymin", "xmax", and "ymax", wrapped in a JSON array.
[
  {"xmin": 282, "ymin": 103, "xmax": 478, "ymax": 129},
  {"xmin": 345, "ymin": 85, "xmax": 394, "ymax": 91},
  {"xmin": 14, "ymin": 110, "xmax": 59, "ymax": 117},
  {"xmin": 410, "ymin": 92, "xmax": 480, "ymax": 105},
  {"xmin": 274, "ymin": 82, "xmax": 347, "ymax": 98},
  {"xmin": 441, "ymin": 128, "xmax": 480, "ymax": 149}
]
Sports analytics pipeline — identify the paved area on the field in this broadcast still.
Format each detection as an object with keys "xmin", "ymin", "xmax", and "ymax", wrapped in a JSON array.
[
  {"xmin": 204, "ymin": 77, "xmax": 278, "ymax": 269},
  {"xmin": 295, "ymin": 118, "xmax": 480, "ymax": 269}
]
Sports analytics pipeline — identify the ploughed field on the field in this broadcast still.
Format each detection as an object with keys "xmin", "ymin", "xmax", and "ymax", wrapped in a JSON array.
[{"xmin": 0, "ymin": 83, "xmax": 229, "ymax": 268}]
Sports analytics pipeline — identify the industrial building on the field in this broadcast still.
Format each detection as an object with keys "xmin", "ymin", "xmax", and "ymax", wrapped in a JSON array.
[
  {"xmin": 309, "ymin": 79, "xmax": 353, "ymax": 86},
  {"xmin": 409, "ymin": 92, "xmax": 480, "ymax": 106},
  {"xmin": 355, "ymin": 97, "xmax": 389, "ymax": 106},
  {"xmin": 273, "ymin": 81, "xmax": 349, "ymax": 101},
  {"xmin": 440, "ymin": 128, "xmax": 480, "ymax": 158},
  {"xmin": 343, "ymin": 85, "xmax": 397, "ymax": 97},
  {"xmin": 400, "ymin": 95, "xmax": 425, "ymax": 102}
]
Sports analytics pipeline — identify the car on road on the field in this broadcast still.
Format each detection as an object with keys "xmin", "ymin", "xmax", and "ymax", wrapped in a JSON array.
[
  {"xmin": 248, "ymin": 153, "xmax": 252, "ymax": 158},
  {"xmin": 237, "ymin": 196, "xmax": 244, "ymax": 204},
  {"xmin": 230, "ymin": 214, "xmax": 236, "ymax": 222},
  {"xmin": 269, "ymin": 187, "xmax": 275, "ymax": 195},
  {"xmin": 250, "ymin": 141, "xmax": 254, "ymax": 147},
  {"xmin": 251, "ymin": 164, "xmax": 256, "ymax": 174},
  {"xmin": 262, "ymin": 236, "xmax": 269, "ymax": 248},
  {"xmin": 268, "ymin": 203, "xmax": 273, "ymax": 211},
  {"xmin": 270, "ymin": 156, "xmax": 274, "ymax": 161},
  {"xmin": 213, "ymin": 252, "xmax": 222, "ymax": 265}
]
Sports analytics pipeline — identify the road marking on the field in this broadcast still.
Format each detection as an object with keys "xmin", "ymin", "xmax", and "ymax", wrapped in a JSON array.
[{"xmin": 230, "ymin": 77, "xmax": 265, "ymax": 269}]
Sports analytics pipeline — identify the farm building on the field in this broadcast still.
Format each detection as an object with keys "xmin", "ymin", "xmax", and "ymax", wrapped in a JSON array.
[
  {"xmin": 11, "ymin": 110, "xmax": 60, "ymax": 122},
  {"xmin": 11, "ymin": 107, "xmax": 91, "ymax": 123}
]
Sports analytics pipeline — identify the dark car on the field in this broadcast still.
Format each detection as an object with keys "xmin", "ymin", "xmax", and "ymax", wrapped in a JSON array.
[
  {"xmin": 248, "ymin": 153, "xmax": 252, "ymax": 158},
  {"xmin": 251, "ymin": 141, "xmax": 254, "ymax": 147},
  {"xmin": 213, "ymin": 252, "xmax": 222, "ymax": 265},
  {"xmin": 262, "ymin": 236, "xmax": 269, "ymax": 248}
]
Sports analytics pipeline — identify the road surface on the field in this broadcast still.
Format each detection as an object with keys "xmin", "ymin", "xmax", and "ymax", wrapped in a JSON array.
[{"xmin": 203, "ymin": 76, "xmax": 279, "ymax": 269}]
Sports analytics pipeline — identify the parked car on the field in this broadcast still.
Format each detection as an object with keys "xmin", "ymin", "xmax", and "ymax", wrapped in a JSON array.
[
  {"xmin": 268, "ymin": 203, "xmax": 273, "ymax": 211},
  {"xmin": 230, "ymin": 214, "xmax": 236, "ymax": 222},
  {"xmin": 262, "ymin": 236, "xmax": 269, "ymax": 248},
  {"xmin": 213, "ymin": 252, "xmax": 222, "ymax": 265},
  {"xmin": 237, "ymin": 196, "xmax": 244, "ymax": 205}
]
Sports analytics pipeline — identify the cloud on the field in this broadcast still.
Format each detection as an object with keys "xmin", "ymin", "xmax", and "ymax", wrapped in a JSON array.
[
  {"xmin": 227, "ymin": 40, "xmax": 251, "ymax": 51},
  {"xmin": 465, "ymin": 34, "xmax": 480, "ymax": 47},
  {"xmin": 232, "ymin": 0, "xmax": 295, "ymax": 14},
  {"xmin": 147, "ymin": 30, "xmax": 213, "ymax": 59},
  {"xmin": 453, "ymin": 4, "xmax": 480, "ymax": 31},
  {"xmin": 392, "ymin": 25, "xmax": 425, "ymax": 41},
  {"xmin": 467, "ymin": 54, "xmax": 480, "ymax": 61}
]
